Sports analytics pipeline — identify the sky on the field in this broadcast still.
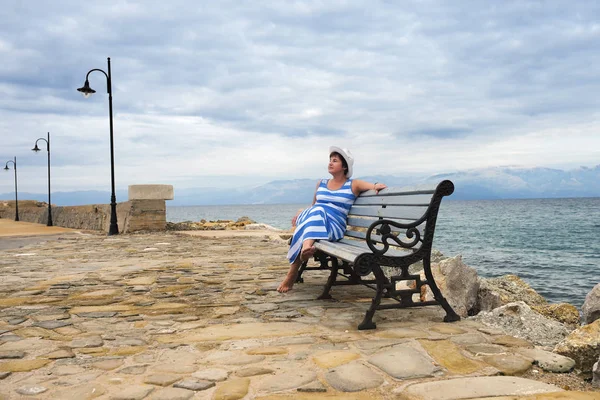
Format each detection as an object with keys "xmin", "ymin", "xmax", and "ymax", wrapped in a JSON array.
[{"xmin": 1, "ymin": 0, "xmax": 600, "ymax": 194}]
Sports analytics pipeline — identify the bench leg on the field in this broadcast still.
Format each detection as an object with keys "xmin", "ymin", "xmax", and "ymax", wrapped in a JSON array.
[
  {"xmin": 423, "ymin": 256, "xmax": 461, "ymax": 322},
  {"xmin": 358, "ymin": 263, "xmax": 386, "ymax": 330},
  {"xmin": 295, "ymin": 260, "xmax": 308, "ymax": 283},
  {"xmin": 317, "ymin": 257, "xmax": 339, "ymax": 300}
]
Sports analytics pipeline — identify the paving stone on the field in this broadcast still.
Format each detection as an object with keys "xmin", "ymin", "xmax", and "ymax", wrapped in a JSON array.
[
  {"xmin": 77, "ymin": 312, "xmax": 118, "ymax": 318},
  {"xmin": 246, "ymin": 303, "xmax": 278, "ymax": 313},
  {"xmin": 71, "ymin": 335, "xmax": 104, "ymax": 348},
  {"xmin": 46, "ymin": 348, "xmax": 76, "ymax": 359},
  {"xmin": 213, "ymin": 378, "xmax": 250, "ymax": 400},
  {"xmin": 325, "ymin": 362, "xmax": 384, "ymax": 392},
  {"xmin": 0, "ymin": 334, "xmax": 21, "ymax": 342},
  {"xmin": 368, "ymin": 343, "xmax": 440, "ymax": 379},
  {"xmin": 418, "ymin": 339, "xmax": 487, "ymax": 375},
  {"xmin": 50, "ymin": 383, "xmax": 107, "ymax": 399},
  {"xmin": 192, "ymin": 368, "xmax": 229, "ymax": 381},
  {"xmin": 0, "ymin": 350, "xmax": 25, "ymax": 359},
  {"xmin": 109, "ymin": 385, "xmax": 155, "ymax": 400},
  {"xmin": 16, "ymin": 385, "xmax": 48, "ymax": 395},
  {"xmin": 450, "ymin": 332, "xmax": 490, "ymax": 345},
  {"xmin": 174, "ymin": 378, "xmax": 215, "ymax": 391},
  {"xmin": 312, "ymin": 351, "xmax": 361, "ymax": 369},
  {"xmin": 0, "ymin": 359, "xmax": 50, "ymax": 372},
  {"xmin": 516, "ymin": 348, "xmax": 576, "ymax": 373},
  {"xmin": 8, "ymin": 317, "xmax": 27, "ymax": 325},
  {"xmin": 482, "ymin": 353, "xmax": 534, "ymax": 375},
  {"xmin": 31, "ymin": 312, "xmax": 70, "ymax": 322},
  {"xmin": 33, "ymin": 319, "xmax": 73, "ymax": 329},
  {"xmin": 52, "ymin": 365, "xmax": 87, "ymax": 375},
  {"xmin": 92, "ymin": 359, "xmax": 124, "ymax": 370},
  {"xmin": 144, "ymin": 373, "xmax": 182, "ymax": 386},
  {"xmin": 119, "ymin": 365, "xmax": 148, "ymax": 375},
  {"xmin": 297, "ymin": 381, "xmax": 327, "ymax": 393},
  {"xmin": 235, "ymin": 366, "xmax": 274, "ymax": 377},
  {"xmin": 113, "ymin": 337, "xmax": 147, "ymax": 346},
  {"xmin": 464, "ymin": 343, "xmax": 510, "ymax": 355},
  {"xmin": 492, "ymin": 335, "xmax": 535, "ymax": 348},
  {"xmin": 149, "ymin": 387, "xmax": 194, "ymax": 400},
  {"xmin": 246, "ymin": 346, "xmax": 287, "ymax": 355},
  {"xmin": 400, "ymin": 376, "xmax": 562, "ymax": 400},
  {"xmin": 257, "ymin": 369, "xmax": 317, "ymax": 393},
  {"xmin": 154, "ymin": 363, "xmax": 196, "ymax": 374}
]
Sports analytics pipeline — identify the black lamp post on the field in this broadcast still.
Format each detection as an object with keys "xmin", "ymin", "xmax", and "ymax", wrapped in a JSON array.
[
  {"xmin": 32, "ymin": 132, "xmax": 53, "ymax": 226},
  {"xmin": 3, "ymin": 157, "xmax": 19, "ymax": 221},
  {"xmin": 77, "ymin": 57, "xmax": 119, "ymax": 235}
]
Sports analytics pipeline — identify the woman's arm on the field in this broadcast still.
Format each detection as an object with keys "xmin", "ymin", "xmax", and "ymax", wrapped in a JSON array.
[{"xmin": 351, "ymin": 179, "xmax": 387, "ymax": 196}]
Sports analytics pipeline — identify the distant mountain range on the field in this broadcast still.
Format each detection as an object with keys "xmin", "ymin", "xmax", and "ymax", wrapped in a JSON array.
[{"xmin": 2, "ymin": 165, "xmax": 599, "ymax": 206}]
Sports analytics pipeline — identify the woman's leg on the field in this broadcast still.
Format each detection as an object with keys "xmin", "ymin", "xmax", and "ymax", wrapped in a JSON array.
[{"xmin": 277, "ymin": 239, "xmax": 316, "ymax": 293}]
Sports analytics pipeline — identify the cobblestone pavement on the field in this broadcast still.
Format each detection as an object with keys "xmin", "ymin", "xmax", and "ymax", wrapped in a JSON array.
[{"xmin": 0, "ymin": 226, "xmax": 598, "ymax": 399}]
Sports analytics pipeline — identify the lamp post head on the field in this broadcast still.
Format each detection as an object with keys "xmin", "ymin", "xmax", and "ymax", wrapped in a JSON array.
[
  {"xmin": 3, "ymin": 165, "xmax": 9, "ymax": 171},
  {"xmin": 32, "ymin": 144, "xmax": 41, "ymax": 152},
  {"xmin": 77, "ymin": 80, "xmax": 96, "ymax": 98}
]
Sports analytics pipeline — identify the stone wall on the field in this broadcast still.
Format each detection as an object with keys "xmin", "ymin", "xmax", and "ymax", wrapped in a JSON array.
[{"xmin": 0, "ymin": 199, "xmax": 166, "ymax": 234}]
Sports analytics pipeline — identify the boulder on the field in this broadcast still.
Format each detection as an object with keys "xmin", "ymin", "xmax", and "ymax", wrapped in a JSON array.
[
  {"xmin": 554, "ymin": 319, "xmax": 600, "ymax": 374},
  {"xmin": 593, "ymin": 357, "xmax": 599, "ymax": 388},
  {"xmin": 475, "ymin": 275, "xmax": 547, "ymax": 313},
  {"xmin": 469, "ymin": 301, "xmax": 570, "ymax": 348},
  {"xmin": 582, "ymin": 282, "xmax": 600, "ymax": 325},
  {"xmin": 423, "ymin": 255, "xmax": 479, "ymax": 318},
  {"xmin": 531, "ymin": 303, "xmax": 581, "ymax": 330}
]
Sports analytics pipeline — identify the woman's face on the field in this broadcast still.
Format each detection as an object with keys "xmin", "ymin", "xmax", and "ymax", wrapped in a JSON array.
[{"xmin": 328, "ymin": 154, "xmax": 345, "ymax": 176}]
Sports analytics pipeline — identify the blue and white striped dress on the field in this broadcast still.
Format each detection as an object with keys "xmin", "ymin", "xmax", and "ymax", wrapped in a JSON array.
[{"xmin": 287, "ymin": 179, "xmax": 356, "ymax": 263}]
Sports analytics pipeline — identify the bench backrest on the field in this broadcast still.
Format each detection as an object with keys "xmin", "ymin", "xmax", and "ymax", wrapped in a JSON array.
[{"xmin": 344, "ymin": 180, "xmax": 454, "ymax": 255}]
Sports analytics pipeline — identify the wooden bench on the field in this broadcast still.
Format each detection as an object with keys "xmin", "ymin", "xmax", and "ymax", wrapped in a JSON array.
[{"xmin": 296, "ymin": 179, "xmax": 460, "ymax": 330}]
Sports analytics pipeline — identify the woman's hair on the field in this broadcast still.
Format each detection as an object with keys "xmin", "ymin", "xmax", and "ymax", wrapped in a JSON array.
[{"xmin": 330, "ymin": 152, "xmax": 348, "ymax": 175}]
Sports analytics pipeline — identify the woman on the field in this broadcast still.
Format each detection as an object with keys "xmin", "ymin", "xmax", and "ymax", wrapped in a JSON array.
[{"xmin": 277, "ymin": 146, "xmax": 387, "ymax": 293}]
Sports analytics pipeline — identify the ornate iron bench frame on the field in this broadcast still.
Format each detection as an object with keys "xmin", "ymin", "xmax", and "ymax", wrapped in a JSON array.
[{"xmin": 295, "ymin": 180, "xmax": 460, "ymax": 330}]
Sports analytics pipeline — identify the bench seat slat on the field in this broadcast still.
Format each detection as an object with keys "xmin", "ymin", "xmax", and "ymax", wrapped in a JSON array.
[
  {"xmin": 352, "ymin": 193, "xmax": 433, "ymax": 206},
  {"xmin": 346, "ymin": 216, "xmax": 426, "ymax": 232},
  {"xmin": 337, "ymin": 239, "xmax": 411, "ymax": 258},
  {"xmin": 349, "ymin": 205, "xmax": 428, "ymax": 220},
  {"xmin": 314, "ymin": 241, "xmax": 365, "ymax": 263}
]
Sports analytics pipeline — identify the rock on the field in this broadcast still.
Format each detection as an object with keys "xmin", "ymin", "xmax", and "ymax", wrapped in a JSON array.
[
  {"xmin": 481, "ymin": 353, "xmax": 534, "ymax": 375},
  {"xmin": 593, "ymin": 357, "xmax": 599, "ymax": 388},
  {"xmin": 192, "ymin": 368, "xmax": 229, "ymax": 381},
  {"xmin": 475, "ymin": 275, "xmax": 547, "ymax": 313},
  {"xmin": 418, "ymin": 255, "xmax": 479, "ymax": 317},
  {"xmin": 144, "ymin": 374, "xmax": 182, "ymax": 386},
  {"xmin": 118, "ymin": 365, "xmax": 148, "ymax": 375},
  {"xmin": 148, "ymin": 387, "xmax": 194, "ymax": 400},
  {"xmin": 213, "ymin": 378, "xmax": 249, "ymax": 400},
  {"xmin": 173, "ymin": 378, "xmax": 215, "ymax": 391},
  {"xmin": 325, "ymin": 362, "xmax": 384, "ymax": 392},
  {"xmin": 516, "ymin": 348, "xmax": 576, "ymax": 373},
  {"xmin": 45, "ymin": 348, "xmax": 76, "ymax": 359},
  {"xmin": 109, "ymin": 385, "xmax": 154, "ymax": 400},
  {"xmin": 582, "ymin": 282, "xmax": 600, "ymax": 324},
  {"xmin": 531, "ymin": 303, "xmax": 581, "ymax": 329},
  {"xmin": 554, "ymin": 319, "xmax": 600, "ymax": 373},
  {"xmin": 0, "ymin": 359, "xmax": 50, "ymax": 372},
  {"xmin": 368, "ymin": 342, "xmax": 440, "ymax": 379},
  {"xmin": 257, "ymin": 370, "xmax": 316, "ymax": 393},
  {"xmin": 469, "ymin": 302, "xmax": 570, "ymax": 348},
  {"xmin": 312, "ymin": 351, "xmax": 360, "ymax": 369},
  {"xmin": 70, "ymin": 335, "xmax": 104, "ymax": 348},
  {"xmin": 0, "ymin": 350, "xmax": 25, "ymax": 359},
  {"xmin": 16, "ymin": 385, "xmax": 48, "ymax": 395},
  {"xmin": 235, "ymin": 366, "xmax": 274, "ymax": 377},
  {"xmin": 92, "ymin": 359, "xmax": 124, "ymax": 370},
  {"xmin": 0, "ymin": 372, "xmax": 10, "ymax": 379},
  {"xmin": 400, "ymin": 376, "xmax": 562, "ymax": 400},
  {"xmin": 32, "ymin": 319, "xmax": 73, "ymax": 329}
]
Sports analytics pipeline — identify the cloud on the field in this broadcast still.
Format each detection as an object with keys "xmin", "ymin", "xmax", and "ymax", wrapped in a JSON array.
[{"xmin": 1, "ymin": 0, "xmax": 599, "ymax": 195}]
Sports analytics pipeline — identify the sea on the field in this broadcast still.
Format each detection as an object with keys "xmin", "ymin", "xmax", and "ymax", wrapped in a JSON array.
[{"xmin": 167, "ymin": 198, "xmax": 600, "ymax": 308}]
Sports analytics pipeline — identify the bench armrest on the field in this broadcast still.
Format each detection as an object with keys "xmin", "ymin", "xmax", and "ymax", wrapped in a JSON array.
[{"xmin": 366, "ymin": 219, "xmax": 421, "ymax": 255}]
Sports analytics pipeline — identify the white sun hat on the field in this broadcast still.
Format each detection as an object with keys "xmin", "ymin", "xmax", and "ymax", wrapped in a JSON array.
[{"xmin": 329, "ymin": 146, "xmax": 354, "ymax": 178}]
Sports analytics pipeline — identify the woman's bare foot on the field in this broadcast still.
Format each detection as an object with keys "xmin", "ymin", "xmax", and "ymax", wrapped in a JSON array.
[
  {"xmin": 277, "ymin": 273, "xmax": 297, "ymax": 293},
  {"xmin": 300, "ymin": 245, "xmax": 316, "ymax": 262}
]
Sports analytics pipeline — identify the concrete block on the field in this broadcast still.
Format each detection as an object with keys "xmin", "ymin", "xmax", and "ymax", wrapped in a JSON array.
[{"xmin": 128, "ymin": 185, "xmax": 174, "ymax": 200}]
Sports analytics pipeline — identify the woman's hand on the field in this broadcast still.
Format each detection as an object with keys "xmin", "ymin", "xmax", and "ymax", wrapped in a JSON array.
[
  {"xmin": 374, "ymin": 182, "xmax": 387, "ymax": 194},
  {"xmin": 291, "ymin": 209, "xmax": 303, "ymax": 227}
]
